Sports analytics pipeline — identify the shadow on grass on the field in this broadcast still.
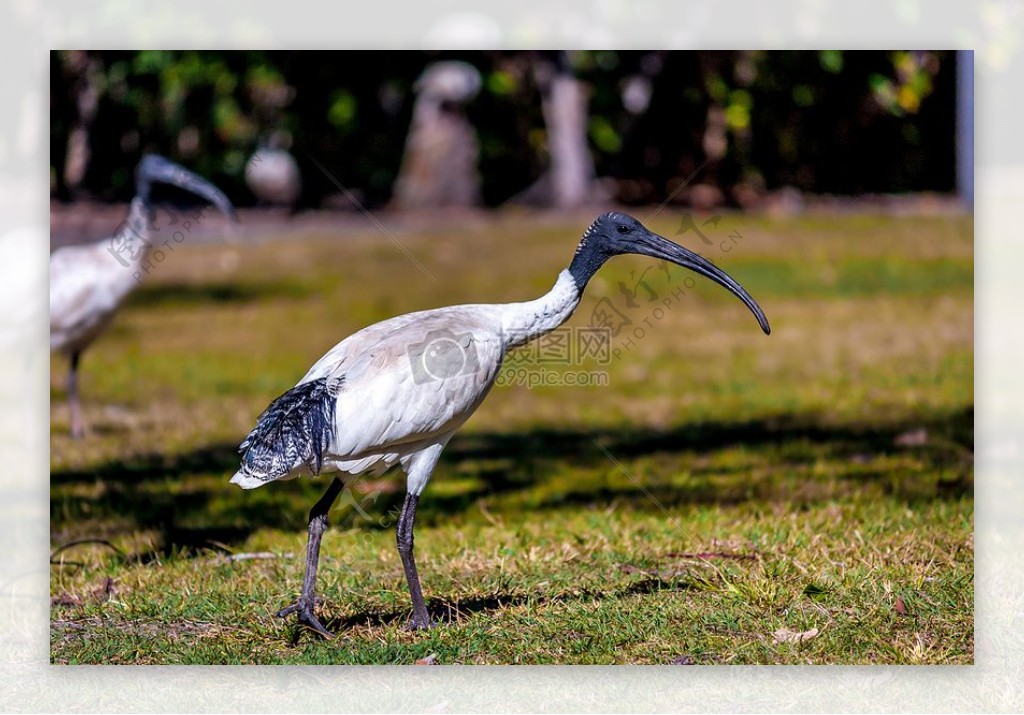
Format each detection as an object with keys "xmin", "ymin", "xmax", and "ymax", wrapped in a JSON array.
[
  {"xmin": 126, "ymin": 279, "xmax": 311, "ymax": 308},
  {"xmin": 50, "ymin": 407, "xmax": 973, "ymax": 559},
  {"xmin": 311, "ymin": 576, "xmax": 695, "ymax": 636}
]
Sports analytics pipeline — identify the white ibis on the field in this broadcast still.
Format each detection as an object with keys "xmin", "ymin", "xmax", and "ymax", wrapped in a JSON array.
[
  {"xmin": 50, "ymin": 155, "xmax": 237, "ymax": 437},
  {"xmin": 245, "ymin": 136, "xmax": 302, "ymax": 208},
  {"xmin": 232, "ymin": 211, "xmax": 770, "ymax": 637}
]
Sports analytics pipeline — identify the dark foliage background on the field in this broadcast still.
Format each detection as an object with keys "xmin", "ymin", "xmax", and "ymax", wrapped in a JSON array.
[{"xmin": 50, "ymin": 50, "xmax": 957, "ymax": 207}]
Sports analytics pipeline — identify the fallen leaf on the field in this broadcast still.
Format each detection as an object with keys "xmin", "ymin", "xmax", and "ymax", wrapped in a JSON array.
[
  {"xmin": 894, "ymin": 596, "xmax": 908, "ymax": 615},
  {"xmin": 670, "ymin": 655, "xmax": 695, "ymax": 665},
  {"xmin": 773, "ymin": 627, "xmax": 819, "ymax": 644},
  {"xmin": 415, "ymin": 654, "xmax": 439, "ymax": 665}
]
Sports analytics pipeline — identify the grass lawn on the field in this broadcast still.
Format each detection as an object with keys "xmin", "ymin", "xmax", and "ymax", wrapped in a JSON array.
[{"xmin": 49, "ymin": 210, "xmax": 973, "ymax": 664}]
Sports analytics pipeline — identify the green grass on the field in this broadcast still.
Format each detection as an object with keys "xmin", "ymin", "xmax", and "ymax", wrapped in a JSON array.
[{"xmin": 50, "ymin": 211, "xmax": 973, "ymax": 664}]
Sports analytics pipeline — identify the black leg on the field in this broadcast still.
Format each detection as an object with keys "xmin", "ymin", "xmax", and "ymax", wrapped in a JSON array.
[
  {"xmin": 68, "ymin": 352, "xmax": 83, "ymax": 439},
  {"xmin": 277, "ymin": 476, "xmax": 344, "ymax": 639},
  {"xmin": 397, "ymin": 493, "xmax": 432, "ymax": 629}
]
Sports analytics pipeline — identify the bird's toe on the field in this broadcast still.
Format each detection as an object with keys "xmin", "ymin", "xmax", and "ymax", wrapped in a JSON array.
[
  {"xmin": 276, "ymin": 602, "xmax": 301, "ymax": 618},
  {"xmin": 404, "ymin": 615, "xmax": 435, "ymax": 631},
  {"xmin": 298, "ymin": 611, "xmax": 333, "ymax": 639},
  {"xmin": 277, "ymin": 597, "xmax": 333, "ymax": 639}
]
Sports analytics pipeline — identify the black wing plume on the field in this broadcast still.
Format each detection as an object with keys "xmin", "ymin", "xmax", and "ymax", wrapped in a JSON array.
[{"xmin": 237, "ymin": 376, "xmax": 345, "ymax": 483}]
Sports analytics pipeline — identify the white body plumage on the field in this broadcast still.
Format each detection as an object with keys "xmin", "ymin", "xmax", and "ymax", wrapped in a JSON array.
[
  {"xmin": 231, "ymin": 270, "xmax": 581, "ymax": 495},
  {"xmin": 50, "ymin": 199, "xmax": 150, "ymax": 357}
]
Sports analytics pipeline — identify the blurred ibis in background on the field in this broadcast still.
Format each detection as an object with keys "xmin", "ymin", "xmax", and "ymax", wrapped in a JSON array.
[{"xmin": 50, "ymin": 155, "xmax": 237, "ymax": 438}]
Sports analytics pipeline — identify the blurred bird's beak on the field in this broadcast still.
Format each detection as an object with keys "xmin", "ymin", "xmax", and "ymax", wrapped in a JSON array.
[
  {"xmin": 139, "ymin": 154, "xmax": 239, "ymax": 224},
  {"xmin": 632, "ymin": 229, "xmax": 771, "ymax": 335}
]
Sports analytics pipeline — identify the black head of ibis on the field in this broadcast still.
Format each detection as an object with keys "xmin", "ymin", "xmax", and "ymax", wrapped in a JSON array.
[{"xmin": 568, "ymin": 211, "xmax": 770, "ymax": 335}]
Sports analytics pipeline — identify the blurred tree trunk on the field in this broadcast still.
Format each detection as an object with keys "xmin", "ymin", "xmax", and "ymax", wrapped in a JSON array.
[
  {"xmin": 533, "ymin": 51, "xmax": 595, "ymax": 208},
  {"xmin": 61, "ymin": 51, "xmax": 102, "ymax": 198}
]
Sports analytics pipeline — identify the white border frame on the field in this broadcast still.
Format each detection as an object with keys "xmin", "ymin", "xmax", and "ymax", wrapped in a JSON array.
[{"xmin": 3, "ymin": 1, "xmax": 1019, "ymax": 711}]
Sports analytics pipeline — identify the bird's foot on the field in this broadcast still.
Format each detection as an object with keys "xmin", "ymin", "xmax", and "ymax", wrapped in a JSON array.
[
  {"xmin": 404, "ymin": 612, "xmax": 435, "ymax": 631},
  {"xmin": 277, "ymin": 596, "xmax": 332, "ymax": 639}
]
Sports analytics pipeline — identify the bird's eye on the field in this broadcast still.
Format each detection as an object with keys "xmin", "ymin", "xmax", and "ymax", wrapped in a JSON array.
[{"xmin": 617, "ymin": 225, "xmax": 631, "ymax": 234}]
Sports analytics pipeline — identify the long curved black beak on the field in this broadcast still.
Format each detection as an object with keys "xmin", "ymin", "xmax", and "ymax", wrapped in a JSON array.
[
  {"xmin": 633, "ymin": 229, "xmax": 771, "ymax": 335},
  {"xmin": 136, "ymin": 154, "xmax": 238, "ymax": 223}
]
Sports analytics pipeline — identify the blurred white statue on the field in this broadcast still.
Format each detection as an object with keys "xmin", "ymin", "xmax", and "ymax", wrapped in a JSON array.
[{"xmin": 392, "ymin": 61, "xmax": 482, "ymax": 209}]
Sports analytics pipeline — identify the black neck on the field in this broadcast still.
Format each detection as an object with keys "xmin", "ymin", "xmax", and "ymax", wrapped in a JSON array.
[{"xmin": 567, "ymin": 239, "xmax": 608, "ymax": 292}]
